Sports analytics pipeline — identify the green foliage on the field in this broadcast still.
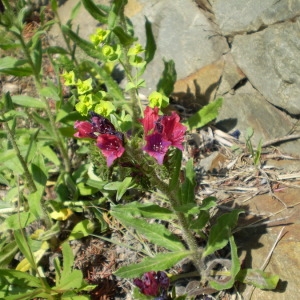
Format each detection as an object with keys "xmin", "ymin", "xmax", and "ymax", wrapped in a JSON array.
[
  {"xmin": 245, "ymin": 127, "xmax": 263, "ymax": 166},
  {"xmin": 0, "ymin": 0, "xmax": 280, "ymax": 299},
  {"xmin": 184, "ymin": 97, "xmax": 223, "ymax": 130}
]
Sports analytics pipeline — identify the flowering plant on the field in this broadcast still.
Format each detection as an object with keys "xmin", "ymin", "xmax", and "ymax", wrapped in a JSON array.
[{"xmin": 0, "ymin": 0, "xmax": 280, "ymax": 299}]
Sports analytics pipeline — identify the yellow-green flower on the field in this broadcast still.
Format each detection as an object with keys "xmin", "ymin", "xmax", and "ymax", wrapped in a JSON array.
[
  {"xmin": 127, "ymin": 43, "xmax": 145, "ymax": 56},
  {"xmin": 75, "ymin": 94, "xmax": 93, "ymax": 116},
  {"xmin": 148, "ymin": 91, "xmax": 169, "ymax": 108},
  {"xmin": 77, "ymin": 78, "xmax": 93, "ymax": 95},
  {"xmin": 94, "ymin": 100, "xmax": 116, "ymax": 117},
  {"xmin": 90, "ymin": 28, "xmax": 110, "ymax": 46},
  {"xmin": 102, "ymin": 44, "xmax": 121, "ymax": 62},
  {"xmin": 62, "ymin": 70, "xmax": 76, "ymax": 86},
  {"xmin": 129, "ymin": 55, "xmax": 146, "ymax": 68}
]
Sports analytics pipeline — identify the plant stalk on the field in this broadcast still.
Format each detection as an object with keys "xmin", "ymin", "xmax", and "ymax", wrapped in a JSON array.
[
  {"xmin": 16, "ymin": 32, "xmax": 71, "ymax": 173},
  {"xmin": 3, "ymin": 121, "xmax": 37, "ymax": 193}
]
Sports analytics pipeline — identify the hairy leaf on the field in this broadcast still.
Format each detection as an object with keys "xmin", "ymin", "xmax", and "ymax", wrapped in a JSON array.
[
  {"xmin": 115, "ymin": 250, "xmax": 191, "ymax": 278},
  {"xmin": 184, "ymin": 98, "xmax": 223, "ymax": 130}
]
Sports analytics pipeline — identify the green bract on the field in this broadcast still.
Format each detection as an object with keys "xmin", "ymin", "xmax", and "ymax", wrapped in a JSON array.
[
  {"xmin": 94, "ymin": 100, "xmax": 116, "ymax": 117},
  {"xmin": 62, "ymin": 70, "xmax": 76, "ymax": 86},
  {"xmin": 90, "ymin": 28, "xmax": 110, "ymax": 46},
  {"xmin": 128, "ymin": 43, "xmax": 145, "ymax": 56},
  {"xmin": 102, "ymin": 44, "xmax": 121, "ymax": 62},
  {"xmin": 76, "ymin": 94, "xmax": 93, "ymax": 116},
  {"xmin": 76, "ymin": 78, "xmax": 93, "ymax": 95},
  {"xmin": 148, "ymin": 91, "xmax": 169, "ymax": 108}
]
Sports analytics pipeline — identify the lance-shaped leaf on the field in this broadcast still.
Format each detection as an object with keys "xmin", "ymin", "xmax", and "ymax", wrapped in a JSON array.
[
  {"xmin": 112, "ymin": 202, "xmax": 174, "ymax": 221},
  {"xmin": 203, "ymin": 209, "xmax": 243, "ymax": 257},
  {"xmin": 81, "ymin": 0, "xmax": 107, "ymax": 23},
  {"xmin": 144, "ymin": 17, "xmax": 156, "ymax": 65},
  {"xmin": 110, "ymin": 210, "xmax": 185, "ymax": 252},
  {"xmin": 115, "ymin": 250, "xmax": 191, "ymax": 278},
  {"xmin": 184, "ymin": 98, "xmax": 223, "ymax": 130},
  {"xmin": 157, "ymin": 59, "xmax": 177, "ymax": 96},
  {"xmin": 209, "ymin": 235, "xmax": 241, "ymax": 290},
  {"xmin": 236, "ymin": 269, "xmax": 280, "ymax": 290},
  {"xmin": 180, "ymin": 158, "xmax": 196, "ymax": 205}
]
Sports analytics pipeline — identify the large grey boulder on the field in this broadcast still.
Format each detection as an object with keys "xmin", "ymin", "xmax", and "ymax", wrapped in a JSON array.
[
  {"xmin": 211, "ymin": 0, "xmax": 300, "ymax": 36},
  {"xmin": 128, "ymin": 0, "xmax": 228, "ymax": 94},
  {"xmin": 232, "ymin": 18, "xmax": 300, "ymax": 115}
]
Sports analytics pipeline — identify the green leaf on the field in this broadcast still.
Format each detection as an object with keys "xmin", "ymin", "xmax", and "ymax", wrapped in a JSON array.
[
  {"xmin": 111, "ymin": 210, "xmax": 185, "ymax": 252},
  {"xmin": 236, "ymin": 269, "xmax": 280, "ymax": 290},
  {"xmin": 70, "ymin": 1, "xmax": 82, "ymax": 21},
  {"xmin": 14, "ymin": 230, "xmax": 35, "ymax": 269},
  {"xmin": 11, "ymin": 95, "xmax": 46, "ymax": 109},
  {"xmin": 40, "ymin": 145, "xmax": 60, "ymax": 166},
  {"xmin": 56, "ymin": 270, "xmax": 83, "ymax": 290},
  {"xmin": 0, "ymin": 241, "xmax": 18, "ymax": 268},
  {"xmin": 168, "ymin": 148, "xmax": 182, "ymax": 192},
  {"xmin": 31, "ymin": 112, "xmax": 53, "ymax": 135},
  {"xmin": 0, "ymin": 212, "xmax": 36, "ymax": 231},
  {"xmin": 80, "ymin": 60, "xmax": 124, "ymax": 101},
  {"xmin": 114, "ymin": 250, "xmax": 191, "ymax": 278},
  {"xmin": 61, "ymin": 242, "xmax": 74, "ymax": 278},
  {"xmin": 156, "ymin": 59, "xmax": 177, "ymax": 96},
  {"xmin": 46, "ymin": 46, "xmax": 69, "ymax": 55},
  {"xmin": 0, "ymin": 56, "xmax": 32, "ymax": 76},
  {"xmin": 209, "ymin": 235, "xmax": 241, "ymax": 290},
  {"xmin": 184, "ymin": 98, "xmax": 223, "ymax": 130},
  {"xmin": 0, "ymin": 269, "xmax": 41, "ymax": 288},
  {"xmin": 61, "ymin": 26, "xmax": 105, "ymax": 60},
  {"xmin": 112, "ymin": 26, "xmax": 137, "ymax": 46},
  {"xmin": 81, "ymin": 0, "xmax": 107, "ymax": 23},
  {"xmin": 27, "ymin": 154, "xmax": 48, "ymax": 218},
  {"xmin": 31, "ymin": 35, "xmax": 42, "ymax": 74},
  {"xmin": 68, "ymin": 219, "xmax": 95, "ymax": 241},
  {"xmin": 180, "ymin": 159, "xmax": 195, "ymax": 205},
  {"xmin": 144, "ymin": 17, "xmax": 156, "ymax": 64},
  {"xmin": 112, "ymin": 202, "xmax": 174, "ymax": 221},
  {"xmin": 189, "ymin": 210, "xmax": 210, "ymax": 230},
  {"xmin": 203, "ymin": 210, "xmax": 243, "ymax": 257}
]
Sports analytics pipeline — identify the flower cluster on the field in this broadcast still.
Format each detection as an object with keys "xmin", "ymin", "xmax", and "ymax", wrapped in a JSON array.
[
  {"xmin": 140, "ymin": 106, "xmax": 187, "ymax": 164},
  {"xmin": 74, "ymin": 112, "xmax": 124, "ymax": 167},
  {"xmin": 133, "ymin": 271, "xmax": 170, "ymax": 298}
]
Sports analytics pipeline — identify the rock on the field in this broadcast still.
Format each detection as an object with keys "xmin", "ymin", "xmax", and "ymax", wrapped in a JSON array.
[
  {"xmin": 128, "ymin": 0, "xmax": 228, "ymax": 94},
  {"xmin": 48, "ymin": 0, "xmax": 110, "ymax": 58},
  {"xmin": 171, "ymin": 59, "xmax": 224, "ymax": 109},
  {"xmin": 217, "ymin": 53, "xmax": 246, "ymax": 95},
  {"xmin": 215, "ymin": 82, "xmax": 300, "ymax": 156},
  {"xmin": 232, "ymin": 18, "xmax": 300, "ymax": 115},
  {"xmin": 211, "ymin": 0, "xmax": 300, "ymax": 36},
  {"xmin": 234, "ymin": 186, "xmax": 300, "ymax": 300}
]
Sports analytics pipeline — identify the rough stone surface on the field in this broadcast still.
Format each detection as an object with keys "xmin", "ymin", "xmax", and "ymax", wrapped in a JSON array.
[
  {"xmin": 128, "ymin": 0, "xmax": 228, "ymax": 94},
  {"xmin": 232, "ymin": 19, "xmax": 300, "ymax": 115},
  {"xmin": 211, "ymin": 0, "xmax": 300, "ymax": 36},
  {"xmin": 216, "ymin": 82, "xmax": 300, "ymax": 156},
  {"xmin": 234, "ymin": 185, "xmax": 300, "ymax": 300}
]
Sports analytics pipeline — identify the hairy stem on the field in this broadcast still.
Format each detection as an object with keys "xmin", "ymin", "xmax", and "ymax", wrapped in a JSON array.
[{"xmin": 3, "ymin": 122, "xmax": 37, "ymax": 193}]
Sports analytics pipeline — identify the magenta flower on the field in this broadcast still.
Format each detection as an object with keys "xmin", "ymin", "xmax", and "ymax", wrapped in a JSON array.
[
  {"xmin": 74, "ymin": 121, "xmax": 96, "ymax": 138},
  {"xmin": 96, "ymin": 134, "xmax": 125, "ymax": 167},
  {"xmin": 90, "ymin": 112, "xmax": 116, "ymax": 134},
  {"xmin": 142, "ymin": 132, "xmax": 171, "ymax": 165},
  {"xmin": 133, "ymin": 271, "xmax": 169, "ymax": 297},
  {"xmin": 139, "ymin": 106, "xmax": 159, "ymax": 135},
  {"xmin": 140, "ymin": 106, "xmax": 187, "ymax": 164},
  {"xmin": 74, "ymin": 112, "xmax": 125, "ymax": 166},
  {"xmin": 156, "ymin": 112, "xmax": 187, "ymax": 150}
]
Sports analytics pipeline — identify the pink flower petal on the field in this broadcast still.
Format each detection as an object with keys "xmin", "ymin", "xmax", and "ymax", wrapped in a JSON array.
[
  {"xmin": 96, "ymin": 134, "xmax": 125, "ymax": 166},
  {"xmin": 143, "ymin": 132, "xmax": 171, "ymax": 165}
]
